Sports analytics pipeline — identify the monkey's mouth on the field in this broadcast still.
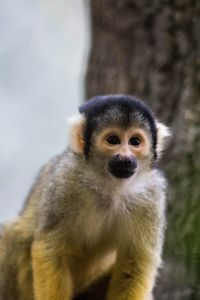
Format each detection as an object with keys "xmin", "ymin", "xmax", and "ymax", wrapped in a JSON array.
[
  {"xmin": 109, "ymin": 168, "xmax": 135, "ymax": 179},
  {"xmin": 108, "ymin": 156, "xmax": 137, "ymax": 179}
]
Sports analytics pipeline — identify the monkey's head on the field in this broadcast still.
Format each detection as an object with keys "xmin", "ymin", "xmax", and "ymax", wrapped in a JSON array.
[{"xmin": 69, "ymin": 95, "xmax": 170, "ymax": 179}]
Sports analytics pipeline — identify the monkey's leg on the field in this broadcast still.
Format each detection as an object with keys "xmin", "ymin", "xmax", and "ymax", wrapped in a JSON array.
[
  {"xmin": 107, "ymin": 249, "xmax": 158, "ymax": 300},
  {"xmin": 32, "ymin": 239, "xmax": 73, "ymax": 300}
]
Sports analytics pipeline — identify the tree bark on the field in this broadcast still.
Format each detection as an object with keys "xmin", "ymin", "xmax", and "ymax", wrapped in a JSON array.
[{"xmin": 84, "ymin": 0, "xmax": 200, "ymax": 299}]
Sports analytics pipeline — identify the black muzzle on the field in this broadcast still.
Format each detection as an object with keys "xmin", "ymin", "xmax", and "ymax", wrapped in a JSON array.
[{"xmin": 108, "ymin": 155, "xmax": 137, "ymax": 178}]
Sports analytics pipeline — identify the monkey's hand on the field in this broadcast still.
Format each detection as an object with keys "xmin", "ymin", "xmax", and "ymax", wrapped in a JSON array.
[
  {"xmin": 32, "ymin": 235, "xmax": 73, "ymax": 300},
  {"xmin": 106, "ymin": 247, "xmax": 157, "ymax": 300}
]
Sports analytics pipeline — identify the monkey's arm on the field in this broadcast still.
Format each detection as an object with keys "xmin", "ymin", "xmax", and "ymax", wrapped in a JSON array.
[
  {"xmin": 32, "ymin": 234, "xmax": 73, "ymax": 300},
  {"xmin": 30, "ymin": 153, "xmax": 79, "ymax": 300},
  {"xmin": 107, "ymin": 175, "xmax": 166, "ymax": 300},
  {"xmin": 107, "ymin": 246, "xmax": 158, "ymax": 300}
]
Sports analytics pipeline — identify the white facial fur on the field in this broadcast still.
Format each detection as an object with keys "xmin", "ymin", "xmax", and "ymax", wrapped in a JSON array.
[{"xmin": 156, "ymin": 121, "xmax": 171, "ymax": 159}]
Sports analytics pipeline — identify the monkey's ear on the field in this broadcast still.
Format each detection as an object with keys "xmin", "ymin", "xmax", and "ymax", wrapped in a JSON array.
[
  {"xmin": 156, "ymin": 121, "xmax": 171, "ymax": 159},
  {"xmin": 68, "ymin": 114, "xmax": 86, "ymax": 155}
]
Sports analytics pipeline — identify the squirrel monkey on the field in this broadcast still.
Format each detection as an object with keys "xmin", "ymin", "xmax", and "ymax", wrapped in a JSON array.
[{"xmin": 0, "ymin": 95, "xmax": 170, "ymax": 300}]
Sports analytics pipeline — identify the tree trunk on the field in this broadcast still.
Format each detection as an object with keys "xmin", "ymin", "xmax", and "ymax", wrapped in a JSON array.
[{"xmin": 85, "ymin": 0, "xmax": 200, "ymax": 299}]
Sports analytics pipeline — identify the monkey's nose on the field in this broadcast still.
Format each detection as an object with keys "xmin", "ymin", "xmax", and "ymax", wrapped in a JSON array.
[
  {"xmin": 116, "ymin": 155, "xmax": 137, "ymax": 170},
  {"xmin": 108, "ymin": 155, "xmax": 137, "ymax": 178}
]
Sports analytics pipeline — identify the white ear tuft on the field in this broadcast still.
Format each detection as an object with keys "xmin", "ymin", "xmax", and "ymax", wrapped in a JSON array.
[
  {"xmin": 67, "ymin": 114, "xmax": 86, "ymax": 154},
  {"xmin": 156, "ymin": 121, "xmax": 171, "ymax": 159}
]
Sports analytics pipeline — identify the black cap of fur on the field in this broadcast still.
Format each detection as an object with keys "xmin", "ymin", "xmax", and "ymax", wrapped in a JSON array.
[{"xmin": 79, "ymin": 95, "xmax": 157, "ymax": 160}]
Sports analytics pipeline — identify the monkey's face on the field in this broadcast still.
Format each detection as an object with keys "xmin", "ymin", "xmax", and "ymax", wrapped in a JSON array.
[
  {"xmin": 94, "ymin": 126, "xmax": 152, "ymax": 179},
  {"xmin": 70, "ymin": 95, "xmax": 171, "ymax": 178}
]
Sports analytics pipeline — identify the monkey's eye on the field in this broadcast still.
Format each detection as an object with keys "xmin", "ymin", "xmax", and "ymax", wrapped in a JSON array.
[
  {"xmin": 106, "ymin": 135, "xmax": 121, "ymax": 145},
  {"xmin": 129, "ymin": 137, "xmax": 141, "ymax": 147}
]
